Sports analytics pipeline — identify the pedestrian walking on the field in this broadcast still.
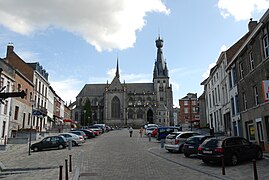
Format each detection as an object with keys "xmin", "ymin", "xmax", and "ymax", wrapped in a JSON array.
[
  {"xmin": 139, "ymin": 127, "xmax": 143, "ymax": 137},
  {"xmin": 129, "ymin": 126, "xmax": 133, "ymax": 137}
]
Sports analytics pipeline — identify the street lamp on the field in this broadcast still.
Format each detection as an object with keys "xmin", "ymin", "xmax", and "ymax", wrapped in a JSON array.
[{"xmin": 29, "ymin": 99, "xmax": 35, "ymax": 156}]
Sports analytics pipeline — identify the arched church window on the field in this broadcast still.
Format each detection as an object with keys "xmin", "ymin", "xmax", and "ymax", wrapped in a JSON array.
[
  {"xmin": 137, "ymin": 109, "xmax": 144, "ymax": 119},
  {"xmin": 111, "ymin": 96, "xmax": 120, "ymax": 118}
]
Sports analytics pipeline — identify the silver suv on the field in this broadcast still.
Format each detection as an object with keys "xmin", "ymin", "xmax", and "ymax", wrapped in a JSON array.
[{"xmin": 164, "ymin": 131, "xmax": 200, "ymax": 153}]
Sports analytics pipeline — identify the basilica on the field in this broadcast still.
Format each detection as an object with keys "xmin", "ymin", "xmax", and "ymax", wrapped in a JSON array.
[{"xmin": 71, "ymin": 37, "xmax": 173, "ymax": 128}]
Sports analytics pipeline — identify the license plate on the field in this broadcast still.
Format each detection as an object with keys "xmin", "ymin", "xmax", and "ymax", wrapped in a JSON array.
[
  {"xmin": 203, "ymin": 150, "xmax": 212, "ymax": 154},
  {"xmin": 188, "ymin": 146, "xmax": 194, "ymax": 149}
]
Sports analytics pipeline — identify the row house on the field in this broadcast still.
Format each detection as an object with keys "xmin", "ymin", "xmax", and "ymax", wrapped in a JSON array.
[
  {"xmin": 201, "ymin": 9, "xmax": 269, "ymax": 152},
  {"xmin": 9, "ymin": 65, "xmax": 34, "ymax": 137},
  {"xmin": 178, "ymin": 93, "xmax": 199, "ymax": 129},
  {"xmin": 5, "ymin": 44, "xmax": 49, "ymax": 132},
  {"xmin": 1, "ymin": 44, "xmax": 71, "ymax": 136},
  {"xmin": 0, "ymin": 59, "xmax": 35, "ymax": 138},
  {"xmin": 28, "ymin": 62, "xmax": 49, "ymax": 131},
  {"xmin": 201, "ymin": 32, "xmax": 248, "ymax": 135},
  {"xmin": 0, "ymin": 60, "xmax": 15, "ymax": 140},
  {"xmin": 226, "ymin": 10, "xmax": 269, "ymax": 152}
]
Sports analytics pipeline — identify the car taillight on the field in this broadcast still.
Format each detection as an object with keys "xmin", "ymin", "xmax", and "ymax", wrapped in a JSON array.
[
  {"xmin": 175, "ymin": 139, "xmax": 179, "ymax": 144},
  {"xmin": 79, "ymin": 136, "xmax": 83, "ymax": 139},
  {"xmin": 198, "ymin": 145, "xmax": 202, "ymax": 151},
  {"xmin": 214, "ymin": 148, "xmax": 225, "ymax": 153}
]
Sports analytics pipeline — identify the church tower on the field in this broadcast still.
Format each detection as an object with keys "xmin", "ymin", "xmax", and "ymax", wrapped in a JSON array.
[
  {"xmin": 153, "ymin": 36, "xmax": 173, "ymax": 126},
  {"xmin": 104, "ymin": 59, "xmax": 126, "ymax": 125}
]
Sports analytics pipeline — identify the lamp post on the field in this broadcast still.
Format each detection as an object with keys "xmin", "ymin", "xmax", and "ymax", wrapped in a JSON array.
[{"xmin": 29, "ymin": 99, "xmax": 35, "ymax": 156}]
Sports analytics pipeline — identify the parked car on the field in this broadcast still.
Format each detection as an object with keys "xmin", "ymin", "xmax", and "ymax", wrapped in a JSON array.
[
  {"xmin": 69, "ymin": 130, "xmax": 87, "ymax": 140},
  {"xmin": 164, "ymin": 131, "xmax": 200, "ymax": 153},
  {"xmin": 88, "ymin": 128, "xmax": 101, "ymax": 136},
  {"xmin": 78, "ymin": 129, "xmax": 95, "ymax": 138},
  {"xmin": 145, "ymin": 126, "xmax": 157, "ymax": 136},
  {"xmin": 91, "ymin": 124, "xmax": 106, "ymax": 133},
  {"xmin": 30, "ymin": 135, "xmax": 67, "ymax": 152},
  {"xmin": 89, "ymin": 126, "xmax": 104, "ymax": 134},
  {"xmin": 144, "ymin": 123, "xmax": 158, "ymax": 129},
  {"xmin": 59, "ymin": 132, "xmax": 85, "ymax": 146},
  {"xmin": 182, "ymin": 135, "xmax": 213, "ymax": 157},
  {"xmin": 197, "ymin": 136, "xmax": 263, "ymax": 166},
  {"xmin": 151, "ymin": 127, "xmax": 158, "ymax": 137},
  {"xmin": 157, "ymin": 126, "xmax": 181, "ymax": 140}
]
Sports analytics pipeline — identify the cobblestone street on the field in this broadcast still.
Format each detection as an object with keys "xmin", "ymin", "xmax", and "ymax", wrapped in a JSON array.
[{"xmin": 0, "ymin": 130, "xmax": 269, "ymax": 180}]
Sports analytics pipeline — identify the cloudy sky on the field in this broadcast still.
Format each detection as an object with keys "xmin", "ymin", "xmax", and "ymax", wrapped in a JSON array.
[{"xmin": 0, "ymin": 0, "xmax": 268, "ymax": 106}]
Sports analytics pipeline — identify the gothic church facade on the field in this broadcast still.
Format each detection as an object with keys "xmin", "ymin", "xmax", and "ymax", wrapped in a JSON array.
[{"xmin": 72, "ymin": 37, "xmax": 173, "ymax": 128}]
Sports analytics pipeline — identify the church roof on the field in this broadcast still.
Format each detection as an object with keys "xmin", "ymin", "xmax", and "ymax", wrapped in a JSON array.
[
  {"xmin": 126, "ymin": 83, "xmax": 154, "ymax": 93},
  {"xmin": 77, "ymin": 84, "xmax": 106, "ymax": 97}
]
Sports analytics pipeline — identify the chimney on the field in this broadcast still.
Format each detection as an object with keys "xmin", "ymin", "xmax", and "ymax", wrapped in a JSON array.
[
  {"xmin": 6, "ymin": 42, "xmax": 14, "ymax": 58},
  {"xmin": 248, "ymin": 18, "xmax": 258, "ymax": 32}
]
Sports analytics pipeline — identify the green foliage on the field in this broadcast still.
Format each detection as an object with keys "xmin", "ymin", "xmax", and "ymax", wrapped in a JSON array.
[{"xmin": 82, "ymin": 98, "xmax": 92, "ymax": 126}]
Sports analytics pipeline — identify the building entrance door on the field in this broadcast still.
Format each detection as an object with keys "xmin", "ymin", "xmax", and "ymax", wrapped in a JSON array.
[
  {"xmin": 256, "ymin": 118, "xmax": 265, "ymax": 151},
  {"xmin": 147, "ymin": 109, "xmax": 153, "ymax": 124}
]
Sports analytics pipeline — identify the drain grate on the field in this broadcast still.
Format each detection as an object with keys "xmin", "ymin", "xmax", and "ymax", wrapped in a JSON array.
[{"xmin": 79, "ymin": 172, "xmax": 98, "ymax": 177}]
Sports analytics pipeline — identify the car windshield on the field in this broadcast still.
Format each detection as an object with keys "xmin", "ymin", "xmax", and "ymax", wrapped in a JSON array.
[{"xmin": 202, "ymin": 138, "xmax": 222, "ymax": 148}]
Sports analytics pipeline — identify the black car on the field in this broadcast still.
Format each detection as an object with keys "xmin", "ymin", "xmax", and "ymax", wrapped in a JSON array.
[
  {"xmin": 78, "ymin": 129, "xmax": 95, "ymax": 138},
  {"xmin": 197, "ymin": 136, "xmax": 263, "ymax": 166},
  {"xmin": 30, "ymin": 135, "xmax": 67, "ymax": 152},
  {"xmin": 182, "ymin": 135, "xmax": 213, "ymax": 157}
]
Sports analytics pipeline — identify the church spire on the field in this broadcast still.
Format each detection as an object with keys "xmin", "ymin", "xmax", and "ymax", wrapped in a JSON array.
[
  {"xmin": 153, "ymin": 36, "xmax": 169, "ymax": 78},
  {"xmin": 116, "ymin": 57, "xmax": 120, "ymax": 78}
]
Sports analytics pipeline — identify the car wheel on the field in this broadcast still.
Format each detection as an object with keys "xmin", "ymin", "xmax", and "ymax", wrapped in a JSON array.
[
  {"xmin": 256, "ymin": 149, "xmax": 263, "ymax": 160},
  {"xmin": 72, "ymin": 141, "xmax": 77, "ymax": 146},
  {"xmin": 33, "ymin": 147, "xmax": 39, "ymax": 152},
  {"xmin": 202, "ymin": 159, "xmax": 210, "ymax": 164},
  {"xmin": 231, "ymin": 154, "xmax": 238, "ymax": 166},
  {"xmin": 58, "ymin": 144, "xmax": 64, "ymax": 149},
  {"xmin": 184, "ymin": 153, "xmax": 190, "ymax": 158}
]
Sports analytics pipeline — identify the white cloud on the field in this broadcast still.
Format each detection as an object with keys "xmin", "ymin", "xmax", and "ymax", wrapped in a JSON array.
[
  {"xmin": 16, "ymin": 50, "xmax": 40, "ymax": 63},
  {"xmin": 50, "ymin": 78, "xmax": 82, "ymax": 103},
  {"xmin": 0, "ymin": 0, "xmax": 170, "ymax": 52},
  {"xmin": 217, "ymin": 0, "xmax": 269, "ymax": 21},
  {"xmin": 220, "ymin": 44, "xmax": 227, "ymax": 52},
  {"xmin": 202, "ymin": 62, "xmax": 216, "ymax": 79}
]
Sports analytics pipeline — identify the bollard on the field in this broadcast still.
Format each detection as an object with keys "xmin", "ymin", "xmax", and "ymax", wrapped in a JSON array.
[
  {"xmin": 59, "ymin": 165, "xmax": 63, "ymax": 180},
  {"xmin": 69, "ymin": 155, "xmax": 72, "ymax": 172},
  {"xmin": 160, "ymin": 138, "xmax": 164, "ymax": 148},
  {"xmin": 148, "ymin": 134, "xmax": 151, "ymax": 142},
  {"xmin": 65, "ymin": 159, "xmax": 68, "ymax": 180},
  {"xmin": 253, "ymin": 159, "xmax": 258, "ymax": 180},
  {"xmin": 221, "ymin": 155, "xmax": 225, "ymax": 175},
  {"xmin": 68, "ymin": 140, "xmax": 72, "ymax": 150}
]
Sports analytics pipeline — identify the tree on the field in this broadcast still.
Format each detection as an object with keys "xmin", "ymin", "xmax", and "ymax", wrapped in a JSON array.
[{"xmin": 82, "ymin": 98, "xmax": 92, "ymax": 126}]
